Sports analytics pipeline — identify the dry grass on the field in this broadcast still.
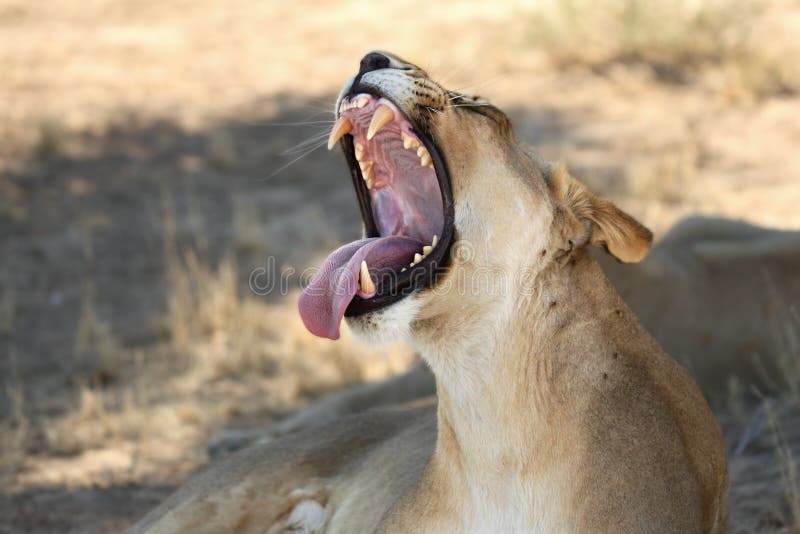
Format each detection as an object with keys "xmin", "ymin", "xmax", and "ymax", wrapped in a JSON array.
[
  {"xmin": 1, "ymin": 0, "xmax": 799, "ymax": 531},
  {"xmin": 527, "ymin": 0, "xmax": 800, "ymax": 99},
  {"xmin": 760, "ymin": 399, "xmax": 800, "ymax": 532},
  {"xmin": 0, "ymin": 266, "xmax": 14, "ymax": 337},
  {"xmin": 0, "ymin": 349, "xmax": 28, "ymax": 488},
  {"xmin": 11, "ymin": 231, "xmax": 414, "ymax": 491},
  {"xmin": 73, "ymin": 282, "xmax": 124, "ymax": 388}
]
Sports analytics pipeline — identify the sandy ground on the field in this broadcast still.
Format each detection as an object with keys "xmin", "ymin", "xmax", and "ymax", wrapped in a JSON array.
[{"xmin": 1, "ymin": 0, "xmax": 799, "ymax": 532}]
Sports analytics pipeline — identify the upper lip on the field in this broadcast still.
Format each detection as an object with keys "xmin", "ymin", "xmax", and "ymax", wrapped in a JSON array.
[{"xmin": 336, "ymin": 85, "xmax": 455, "ymax": 316}]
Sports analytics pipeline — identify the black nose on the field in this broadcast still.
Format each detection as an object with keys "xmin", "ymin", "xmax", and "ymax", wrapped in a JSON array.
[{"xmin": 359, "ymin": 52, "xmax": 390, "ymax": 75}]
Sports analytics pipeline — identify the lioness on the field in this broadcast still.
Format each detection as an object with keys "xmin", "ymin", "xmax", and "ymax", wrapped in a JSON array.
[{"xmin": 129, "ymin": 52, "xmax": 728, "ymax": 533}]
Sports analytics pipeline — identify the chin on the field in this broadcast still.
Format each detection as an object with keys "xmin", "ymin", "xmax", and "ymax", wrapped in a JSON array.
[{"xmin": 344, "ymin": 296, "xmax": 422, "ymax": 345}]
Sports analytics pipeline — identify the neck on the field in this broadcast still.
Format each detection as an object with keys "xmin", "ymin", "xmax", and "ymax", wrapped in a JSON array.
[{"xmin": 415, "ymin": 251, "xmax": 638, "ymax": 482}]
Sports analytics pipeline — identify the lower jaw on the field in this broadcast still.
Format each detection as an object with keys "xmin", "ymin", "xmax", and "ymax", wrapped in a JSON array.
[{"xmin": 344, "ymin": 255, "xmax": 447, "ymax": 316}]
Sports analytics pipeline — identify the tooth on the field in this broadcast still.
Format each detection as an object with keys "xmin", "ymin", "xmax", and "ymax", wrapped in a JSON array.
[
  {"xmin": 355, "ymin": 143, "xmax": 364, "ymax": 160},
  {"xmin": 328, "ymin": 116, "xmax": 352, "ymax": 150},
  {"xmin": 360, "ymin": 260, "xmax": 376, "ymax": 294},
  {"xmin": 402, "ymin": 132, "xmax": 419, "ymax": 150},
  {"xmin": 422, "ymin": 245, "xmax": 433, "ymax": 256},
  {"xmin": 413, "ymin": 253, "xmax": 423, "ymax": 264},
  {"xmin": 357, "ymin": 97, "xmax": 368, "ymax": 108},
  {"xmin": 401, "ymin": 267, "xmax": 407, "ymax": 272},
  {"xmin": 417, "ymin": 146, "xmax": 428, "ymax": 158},
  {"xmin": 363, "ymin": 167, "xmax": 374, "ymax": 189},
  {"xmin": 367, "ymin": 104, "xmax": 394, "ymax": 140},
  {"xmin": 432, "ymin": 235, "xmax": 439, "ymax": 247},
  {"xmin": 339, "ymin": 102, "xmax": 345, "ymax": 113},
  {"xmin": 420, "ymin": 154, "xmax": 432, "ymax": 167},
  {"xmin": 359, "ymin": 160, "xmax": 373, "ymax": 174}
]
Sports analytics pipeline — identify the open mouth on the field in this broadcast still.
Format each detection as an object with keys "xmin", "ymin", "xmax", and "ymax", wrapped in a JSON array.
[{"xmin": 298, "ymin": 92, "xmax": 454, "ymax": 339}]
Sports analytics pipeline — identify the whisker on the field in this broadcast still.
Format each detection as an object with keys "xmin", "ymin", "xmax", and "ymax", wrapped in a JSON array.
[
  {"xmin": 282, "ymin": 131, "xmax": 331, "ymax": 155},
  {"xmin": 242, "ymin": 109, "xmax": 335, "ymax": 127},
  {"xmin": 265, "ymin": 139, "xmax": 328, "ymax": 180},
  {"xmin": 448, "ymin": 103, "xmax": 491, "ymax": 109},
  {"xmin": 450, "ymin": 74, "xmax": 506, "ymax": 95},
  {"xmin": 260, "ymin": 120, "xmax": 336, "ymax": 127}
]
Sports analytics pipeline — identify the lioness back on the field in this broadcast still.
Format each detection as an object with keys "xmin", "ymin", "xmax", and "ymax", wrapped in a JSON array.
[{"xmin": 128, "ymin": 402, "xmax": 436, "ymax": 534}]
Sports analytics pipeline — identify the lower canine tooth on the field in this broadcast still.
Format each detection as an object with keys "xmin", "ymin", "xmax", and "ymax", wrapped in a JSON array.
[{"xmin": 360, "ymin": 260, "xmax": 376, "ymax": 294}]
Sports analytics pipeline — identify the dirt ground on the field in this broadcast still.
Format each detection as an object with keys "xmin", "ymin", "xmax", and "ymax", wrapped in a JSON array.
[{"xmin": 1, "ymin": 1, "xmax": 799, "ymax": 532}]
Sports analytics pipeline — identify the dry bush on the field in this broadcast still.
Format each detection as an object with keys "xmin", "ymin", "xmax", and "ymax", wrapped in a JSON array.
[
  {"xmin": 0, "ymin": 349, "xmax": 28, "ymax": 487},
  {"xmin": 73, "ymin": 282, "xmax": 125, "ymax": 388},
  {"xmin": 765, "ymin": 400, "xmax": 800, "ymax": 531},
  {"xmin": 526, "ymin": 0, "xmax": 800, "ymax": 98},
  {"xmin": 164, "ymin": 248, "xmax": 413, "ymax": 393},
  {"xmin": 0, "ymin": 266, "xmax": 15, "ymax": 337},
  {"xmin": 19, "ymin": 235, "xmax": 414, "ymax": 489}
]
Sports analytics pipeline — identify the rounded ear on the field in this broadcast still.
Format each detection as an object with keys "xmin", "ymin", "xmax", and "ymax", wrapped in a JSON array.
[{"xmin": 547, "ymin": 163, "xmax": 653, "ymax": 263}]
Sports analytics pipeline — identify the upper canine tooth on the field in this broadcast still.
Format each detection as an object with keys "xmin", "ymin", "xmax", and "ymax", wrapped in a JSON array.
[
  {"xmin": 357, "ymin": 97, "xmax": 368, "ymax": 108},
  {"xmin": 367, "ymin": 105, "xmax": 394, "ymax": 140},
  {"xmin": 328, "ymin": 116, "xmax": 352, "ymax": 150},
  {"xmin": 360, "ymin": 260, "xmax": 376, "ymax": 294}
]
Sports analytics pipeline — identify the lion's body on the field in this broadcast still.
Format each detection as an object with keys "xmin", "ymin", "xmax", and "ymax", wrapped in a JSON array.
[
  {"xmin": 129, "ymin": 404, "xmax": 436, "ymax": 534},
  {"xmin": 129, "ymin": 52, "xmax": 728, "ymax": 533},
  {"xmin": 599, "ymin": 216, "xmax": 800, "ymax": 393}
]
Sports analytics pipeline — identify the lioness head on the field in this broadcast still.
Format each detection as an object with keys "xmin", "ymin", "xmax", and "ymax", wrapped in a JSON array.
[{"xmin": 299, "ymin": 51, "xmax": 652, "ymax": 346}]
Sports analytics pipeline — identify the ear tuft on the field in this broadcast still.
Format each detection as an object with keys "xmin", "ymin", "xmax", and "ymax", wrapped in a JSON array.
[{"xmin": 548, "ymin": 163, "xmax": 652, "ymax": 263}]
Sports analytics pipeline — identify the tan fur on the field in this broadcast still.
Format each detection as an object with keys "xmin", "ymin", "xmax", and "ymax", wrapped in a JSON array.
[
  {"xmin": 243, "ymin": 217, "xmax": 800, "ymax": 446},
  {"xmin": 128, "ymin": 52, "xmax": 728, "ymax": 533}
]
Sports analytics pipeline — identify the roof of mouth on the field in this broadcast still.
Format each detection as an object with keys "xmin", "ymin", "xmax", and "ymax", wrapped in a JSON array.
[{"xmin": 329, "ymin": 94, "xmax": 444, "ymax": 246}]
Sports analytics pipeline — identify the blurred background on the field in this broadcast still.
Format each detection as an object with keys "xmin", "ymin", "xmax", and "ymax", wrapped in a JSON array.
[{"xmin": 0, "ymin": 0, "xmax": 799, "ymax": 532}]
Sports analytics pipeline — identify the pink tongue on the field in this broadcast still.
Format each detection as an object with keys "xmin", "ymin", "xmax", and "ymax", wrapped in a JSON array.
[{"xmin": 298, "ymin": 236, "xmax": 423, "ymax": 339}]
